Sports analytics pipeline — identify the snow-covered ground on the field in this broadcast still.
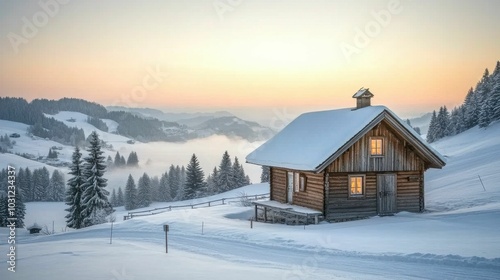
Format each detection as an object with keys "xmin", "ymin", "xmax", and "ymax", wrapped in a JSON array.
[{"xmin": 1, "ymin": 121, "xmax": 500, "ymax": 279}]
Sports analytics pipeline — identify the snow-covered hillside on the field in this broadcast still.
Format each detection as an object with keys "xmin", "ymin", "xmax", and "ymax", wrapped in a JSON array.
[
  {"xmin": 1, "ymin": 122, "xmax": 500, "ymax": 279},
  {"xmin": 0, "ymin": 111, "xmax": 263, "ymax": 185}
]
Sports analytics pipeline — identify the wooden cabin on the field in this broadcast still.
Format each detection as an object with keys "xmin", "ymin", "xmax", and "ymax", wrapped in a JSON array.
[{"xmin": 246, "ymin": 88, "xmax": 446, "ymax": 222}]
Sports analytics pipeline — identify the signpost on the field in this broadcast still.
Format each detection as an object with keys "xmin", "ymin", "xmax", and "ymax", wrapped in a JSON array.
[{"xmin": 163, "ymin": 224, "xmax": 169, "ymax": 253}]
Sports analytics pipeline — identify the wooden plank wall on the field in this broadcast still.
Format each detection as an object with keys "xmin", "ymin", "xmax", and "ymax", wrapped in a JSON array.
[
  {"xmin": 327, "ymin": 173, "xmax": 378, "ymax": 220},
  {"xmin": 327, "ymin": 121, "xmax": 425, "ymax": 173},
  {"xmin": 396, "ymin": 171, "xmax": 423, "ymax": 212},
  {"xmin": 292, "ymin": 171, "xmax": 324, "ymax": 212},
  {"xmin": 270, "ymin": 167, "xmax": 287, "ymax": 203}
]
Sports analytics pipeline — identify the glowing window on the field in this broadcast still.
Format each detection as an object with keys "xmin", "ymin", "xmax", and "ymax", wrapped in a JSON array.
[
  {"xmin": 349, "ymin": 175, "xmax": 365, "ymax": 196},
  {"xmin": 370, "ymin": 138, "xmax": 384, "ymax": 156}
]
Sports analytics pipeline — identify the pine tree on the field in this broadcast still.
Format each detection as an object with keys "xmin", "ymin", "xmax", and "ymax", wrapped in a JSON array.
[
  {"xmin": 0, "ymin": 195, "xmax": 7, "ymax": 227},
  {"xmin": 24, "ymin": 167, "xmax": 33, "ymax": 202},
  {"xmin": 114, "ymin": 152, "xmax": 122, "ymax": 167},
  {"xmin": 106, "ymin": 155, "xmax": 114, "ymax": 168},
  {"xmin": 127, "ymin": 151, "xmax": 139, "ymax": 167},
  {"xmin": 206, "ymin": 167, "xmax": 218, "ymax": 195},
  {"xmin": 33, "ymin": 167, "xmax": 50, "ymax": 201},
  {"xmin": 117, "ymin": 187, "xmax": 124, "ymax": 207},
  {"xmin": 12, "ymin": 184, "xmax": 26, "ymax": 228},
  {"xmin": 137, "ymin": 173, "xmax": 152, "ymax": 208},
  {"xmin": 47, "ymin": 148, "xmax": 58, "ymax": 159},
  {"xmin": 120, "ymin": 155, "xmax": 126, "ymax": 166},
  {"xmin": 260, "ymin": 166, "xmax": 270, "ymax": 183},
  {"xmin": 47, "ymin": 170, "xmax": 65, "ymax": 201},
  {"xmin": 110, "ymin": 189, "xmax": 118, "ymax": 207},
  {"xmin": 158, "ymin": 172, "xmax": 172, "ymax": 202},
  {"xmin": 217, "ymin": 151, "xmax": 233, "ymax": 192},
  {"xmin": 17, "ymin": 168, "xmax": 27, "ymax": 201},
  {"xmin": 178, "ymin": 166, "xmax": 186, "ymax": 200},
  {"xmin": 184, "ymin": 154, "xmax": 206, "ymax": 199},
  {"xmin": 150, "ymin": 176, "xmax": 160, "ymax": 201},
  {"xmin": 490, "ymin": 66, "xmax": 500, "ymax": 121},
  {"xmin": 167, "ymin": 165, "xmax": 180, "ymax": 200},
  {"xmin": 232, "ymin": 157, "xmax": 249, "ymax": 188},
  {"xmin": 65, "ymin": 147, "xmax": 85, "ymax": 229},
  {"xmin": 81, "ymin": 131, "xmax": 113, "ymax": 227},
  {"xmin": 479, "ymin": 97, "xmax": 493, "ymax": 128},
  {"xmin": 124, "ymin": 174, "xmax": 138, "ymax": 210},
  {"xmin": 426, "ymin": 110, "xmax": 438, "ymax": 143}
]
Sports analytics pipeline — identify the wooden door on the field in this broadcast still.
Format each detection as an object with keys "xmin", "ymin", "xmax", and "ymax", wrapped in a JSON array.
[
  {"xmin": 287, "ymin": 172, "xmax": 294, "ymax": 204},
  {"xmin": 377, "ymin": 174, "xmax": 396, "ymax": 215}
]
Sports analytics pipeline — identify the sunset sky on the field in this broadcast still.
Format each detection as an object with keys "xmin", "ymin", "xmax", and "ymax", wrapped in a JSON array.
[{"xmin": 1, "ymin": 0, "xmax": 499, "ymax": 119}]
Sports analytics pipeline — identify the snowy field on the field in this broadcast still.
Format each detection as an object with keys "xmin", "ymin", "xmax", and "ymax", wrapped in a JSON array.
[{"xmin": 1, "ymin": 121, "xmax": 500, "ymax": 279}]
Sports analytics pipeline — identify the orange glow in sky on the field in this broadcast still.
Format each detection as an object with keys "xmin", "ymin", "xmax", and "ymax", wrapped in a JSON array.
[{"xmin": 1, "ymin": 0, "xmax": 499, "ymax": 117}]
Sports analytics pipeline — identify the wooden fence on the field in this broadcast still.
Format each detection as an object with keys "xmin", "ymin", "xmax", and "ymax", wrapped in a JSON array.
[{"xmin": 125, "ymin": 193, "xmax": 270, "ymax": 220}]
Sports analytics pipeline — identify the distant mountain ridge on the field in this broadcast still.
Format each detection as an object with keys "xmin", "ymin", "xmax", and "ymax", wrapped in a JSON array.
[{"xmin": 0, "ymin": 97, "xmax": 275, "ymax": 145}]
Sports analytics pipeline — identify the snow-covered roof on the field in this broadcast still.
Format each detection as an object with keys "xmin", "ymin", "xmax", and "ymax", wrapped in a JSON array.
[{"xmin": 246, "ymin": 105, "xmax": 446, "ymax": 172}]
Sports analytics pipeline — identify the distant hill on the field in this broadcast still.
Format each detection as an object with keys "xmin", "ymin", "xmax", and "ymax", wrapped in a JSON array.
[
  {"xmin": 408, "ymin": 112, "xmax": 432, "ymax": 135},
  {"xmin": 0, "ymin": 97, "xmax": 275, "ymax": 146}
]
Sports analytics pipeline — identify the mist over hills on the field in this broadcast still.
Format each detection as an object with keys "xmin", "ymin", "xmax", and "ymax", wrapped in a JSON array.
[{"xmin": 0, "ymin": 97, "xmax": 275, "ymax": 146}]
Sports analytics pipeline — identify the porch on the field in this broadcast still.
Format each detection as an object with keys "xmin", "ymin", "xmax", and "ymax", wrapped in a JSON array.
[{"xmin": 253, "ymin": 200, "xmax": 323, "ymax": 225}]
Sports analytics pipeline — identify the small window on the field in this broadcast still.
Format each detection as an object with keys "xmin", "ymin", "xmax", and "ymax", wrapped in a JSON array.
[
  {"xmin": 349, "ymin": 175, "xmax": 365, "ymax": 197},
  {"xmin": 370, "ymin": 137, "xmax": 384, "ymax": 156}
]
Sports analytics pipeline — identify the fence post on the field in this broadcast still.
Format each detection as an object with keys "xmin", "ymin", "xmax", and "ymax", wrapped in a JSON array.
[{"xmin": 222, "ymin": 199, "xmax": 225, "ymax": 205}]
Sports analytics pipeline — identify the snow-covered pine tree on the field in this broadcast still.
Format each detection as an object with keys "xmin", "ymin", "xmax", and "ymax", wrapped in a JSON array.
[
  {"xmin": 14, "ymin": 185, "xmax": 26, "ymax": 228},
  {"xmin": 47, "ymin": 170, "xmax": 65, "ymax": 201},
  {"xmin": 126, "ymin": 151, "xmax": 139, "ymax": 167},
  {"xmin": 232, "ymin": 157, "xmax": 248, "ymax": 188},
  {"xmin": 167, "ymin": 165, "xmax": 180, "ymax": 200},
  {"xmin": 178, "ymin": 166, "xmax": 186, "ymax": 200},
  {"xmin": 120, "ymin": 155, "xmax": 126, "ymax": 166},
  {"xmin": 479, "ymin": 97, "xmax": 493, "ymax": 128},
  {"xmin": 110, "ymin": 189, "xmax": 118, "ymax": 207},
  {"xmin": 81, "ymin": 131, "xmax": 113, "ymax": 227},
  {"xmin": 65, "ymin": 146, "xmax": 85, "ymax": 229},
  {"xmin": 117, "ymin": 187, "xmax": 124, "ymax": 207},
  {"xmin": 17, "ymin": 168, "xmax": 26, "ymax": 201},
  {"xmin": 150, "ymin": 176, "xmax": 160, "ymax": 201},
  {"xmin": 137, "ymin": 173, "xmax": 152, "ymax": 208},
  {"xmin": 47, "ymin": 148, "xmax": 58, "ymax": 159},
  {"xmin": 24, "ymin": 167, "xmax": 34, "ymax": 202},
  {"xmin": 124, "ymin": 174, "xmax": 138, "ymax": 210},
  {"xmin": 33, "ymin": 167, "xmax": 50, "ymax": 201},
  {"xmin": 0, "ymin": 195, "xmax": 7, "ymax": 227},
  {"xmin": 260, "ymin": 166, "xmax": 270, "ymax": 183},
  {"xmin": 114, "ymin": 152, "xmax": 122, "ymax": 167},
  {"xmin": 464, "ymin": 88, "xmax": 480, "ymax": 129},
  {"xmin": 184, "ymin": 153, "xmax": 206, "ymax": 199},
  {"xmin": 217, "ymin": 151, "xmax": 233, "ymax": 192},
  {"xmin": 206, "ymin": 167, "xmax": 218, "ymax": 195},
  {"xmin": 489, "ymin": 64, "xmax": 500, "ymax": 121},
  {"xmin": 158, "ymin": 172, "xmax": 172, "ymax": 202},
  {"xmin": 106, "ymin": 155, "xmax": 114, "ymax": 168},
  {"xmin": 426, "ymin": 111, "xmax": 438, "ymax": 143},
  {"xmin": 436, "ymin": 106, "xmax": 451, "ymax": 139}
]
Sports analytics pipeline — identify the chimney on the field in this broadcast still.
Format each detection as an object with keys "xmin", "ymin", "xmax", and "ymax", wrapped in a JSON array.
[{"xmin": 352, "ymin": 87, "xmax": 374, "ymax": 109}]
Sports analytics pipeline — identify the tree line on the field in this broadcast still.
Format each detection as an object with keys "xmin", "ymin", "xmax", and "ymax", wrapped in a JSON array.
[
  {"xmin": 123, "ymin": 151, "xmax": 251, "ymax": 211},
  {"xmin": 427, "ymin": 61, "xmax": 500, "ymax": 143}
]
